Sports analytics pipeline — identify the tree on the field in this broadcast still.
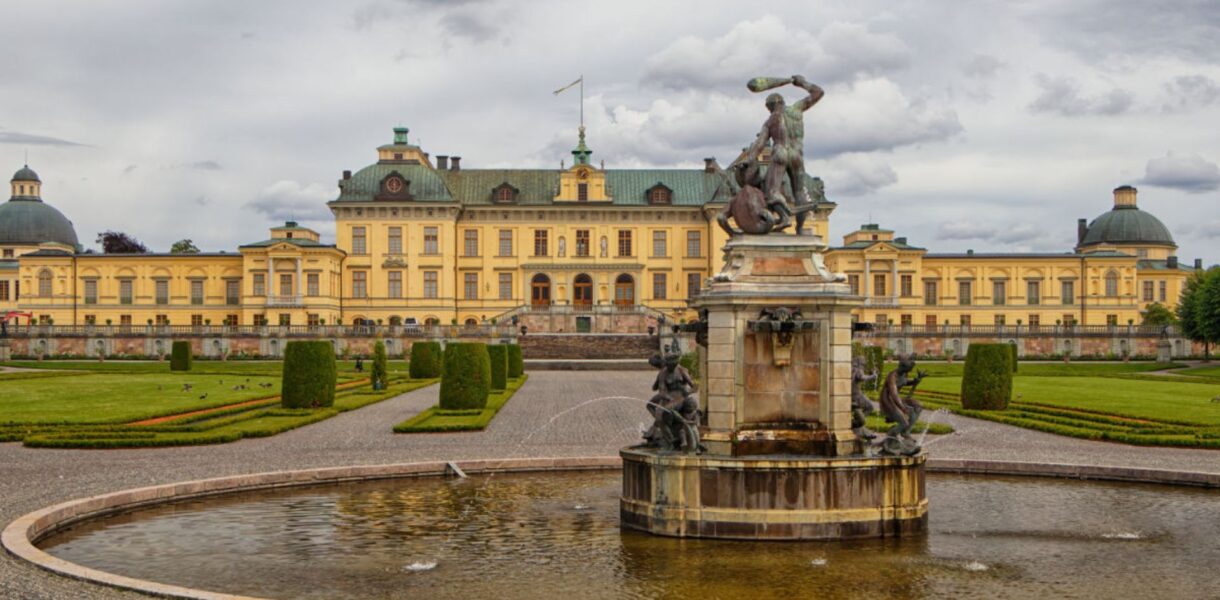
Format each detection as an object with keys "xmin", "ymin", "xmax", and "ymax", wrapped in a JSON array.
[
  {"xmin": 1141, "ymin": 302, "xmax": 1178, "ymax": 326},
  {"xmin": 1179, "ymin": 268, "xmax": 1219, "ymax": 360},
  {"xmin": 170, "ymin": 239, "xmax": 200, "ymax": 254},
  {"xmin": 96, "ymin": 231, "xmax": 148, "ymax": 254}
]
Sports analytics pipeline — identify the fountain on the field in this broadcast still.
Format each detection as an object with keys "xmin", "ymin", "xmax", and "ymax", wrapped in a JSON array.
[{"xmin": 620, "ymin": 75, "xmax": 925, "ymax": 540}]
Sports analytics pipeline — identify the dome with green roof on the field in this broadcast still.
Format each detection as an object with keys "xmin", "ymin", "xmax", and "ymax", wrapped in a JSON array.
[
  {"xmin": 1079, "ymin": 185, "xmax": 1175, "ymax": 248},
  {"xmin": 1, "ymin": 165, "xmax": 80, "ymax": 248},
  {"xmin": 12, "ymin": 165, "xmax": 40, "ymax": 182}
]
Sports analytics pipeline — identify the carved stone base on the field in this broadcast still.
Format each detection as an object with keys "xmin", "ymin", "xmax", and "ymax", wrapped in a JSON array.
[
  {"xmin": 620, "ymin": 447, "xmax": 927, "ymax": 540},
  {"xmin": 0, "ymin": 339, "xmax": 10, "ymax": 362}
]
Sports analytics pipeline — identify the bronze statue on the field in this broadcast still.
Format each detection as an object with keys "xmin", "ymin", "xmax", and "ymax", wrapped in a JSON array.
[
  {"xmin": 850, "ymin": 355, "xmax": 878, "ymax": 441},
  {"xmin": 643, "ymin": 353, "xmax": 702, "ymax": 453},
  {"xmin": 876, "ymin": 354, "xmax": 926, "ymax": 456},
  {"xmin": 720, "ymin": 75, "xmax": 824, "ymax": 236}
]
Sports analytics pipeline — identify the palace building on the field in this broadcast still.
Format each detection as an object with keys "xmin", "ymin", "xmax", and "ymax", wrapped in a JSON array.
[{"xmin": 0, "ymin": 127, "xmax": 1202, "ymax": 331}]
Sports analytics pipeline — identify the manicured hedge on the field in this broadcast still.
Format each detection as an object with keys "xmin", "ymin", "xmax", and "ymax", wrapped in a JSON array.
[
  {"xmin": 409, "ymin": 341, "xmax": 443, "ymax": 379},
  {"xmin": 170, "ymin": 341, "xmax": 192, "ymax": 371},
  {"xmin": 960, "ymin": 344, "xmax": 1013, "ymax": 410},
  {"xmin": 1007, "ymin": 343, "xmax": 1019, "ymax": 373},
  {"xmin": 439, "ymin": 343, "xmax": 491, "ymax": 410},
  {"xmin": 371, "ymin": 340, "xmax": 388, "ymax": 390},
  {"xmin": 487, "ymin": 344, "xmax": 508, "ymax": 391},
  {"xmin": 281, "ymin": 341, "xmax": 337, "ymax": 409},
  {"xmin": 506, "ymin": 344, "xmax": 524, "ymax": 378}
]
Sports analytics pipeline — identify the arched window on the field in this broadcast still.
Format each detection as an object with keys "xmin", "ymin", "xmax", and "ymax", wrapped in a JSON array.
[
  {"xmin": 424, "ymin": 316, "xmax": 440, "ymax": 326},
  {"xmin": 388, "ymin": 316, "xmax": 402, "ymax": 326},
  {"xmin": 464, "ymin": 317, "xmax": 478, "ymax": 327},
  {"xmin": 38, "ymin": 269, "xmax": 52, "ymax": 297},
  {"xmin": 615, "ymin": 274, "xmax": 635, "ymax": 306},
  {"xmin": 531, "ymin": 274, "xmax": 551, "ymax": 306},
  {"xmin": 573, "ymin": 273, "xmax": 593, "ymax": 306}
]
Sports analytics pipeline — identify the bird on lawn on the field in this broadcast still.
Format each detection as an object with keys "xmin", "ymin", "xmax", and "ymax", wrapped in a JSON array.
[
  {"xmin": 183, "ymin": 383, "xmax": 193, "ymax": 392},
  {"xmin": 199, "ymin": 393, "xmax": 207, "ymax": 400}
]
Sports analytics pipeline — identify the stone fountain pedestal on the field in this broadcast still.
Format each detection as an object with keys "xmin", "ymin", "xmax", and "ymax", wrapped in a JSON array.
[{"xmin": 621, "ymin": 234, "xmax": 927, "ymax": 540}]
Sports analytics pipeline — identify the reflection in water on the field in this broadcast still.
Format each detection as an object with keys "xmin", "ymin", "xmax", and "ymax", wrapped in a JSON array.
[{"xmin": 41, "ymin": 472, "xmax": 1220, "ymax": 600}]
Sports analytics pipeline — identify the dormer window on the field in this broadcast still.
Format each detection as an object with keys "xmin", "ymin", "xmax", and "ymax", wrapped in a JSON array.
[
  {"xmin": 376, "ymin": 172, "xmax": 412, "ymax": 200},
  {"xmin": 492, "ymin": 183, "xmax": 519, "ymax": 204},
  {"xmin": 393, "ymin": 153, "xmax": 403, "ymax": 160},
  {"xmin": 646, "ymin": 183, "xmax": 673, "ymax": 205}
]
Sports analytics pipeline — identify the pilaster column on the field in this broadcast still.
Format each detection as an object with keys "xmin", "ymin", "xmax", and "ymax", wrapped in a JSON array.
[
  {"xmin": 268, "ymin": 258, "xmax": 274, "ymax": 301},
  {"xmin": 296, "ymin": 258, "xmax": 303, "ymax": 299},
  {"xmin": 863, "ymin": 259, "xmax": 871, "ymax": 300},
  {"xmin": 891, "ymin": 260, "xmax": 898, "ymax": 301}
]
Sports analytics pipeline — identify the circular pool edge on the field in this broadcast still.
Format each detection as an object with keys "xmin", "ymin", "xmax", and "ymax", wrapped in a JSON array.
[{"xmin": 4, "ymin": 456, "xmax": 1218, "ymax": 600}]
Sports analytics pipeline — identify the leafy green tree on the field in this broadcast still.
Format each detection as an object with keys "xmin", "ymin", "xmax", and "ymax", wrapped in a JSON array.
[
  {"xmin": 1179, "ymin": 268, "xmax": 1219, "ymax": 360},
  {"xmin": 170, "ymin": 239, "xmax": 200, "ymax": 254},
  {"xmin": 1141, "ymin": 302, "xmax": 1178, "ymax": 326},
  {"xmin": 96, "ymin": 231, "xmax": 148, "ymax": 253}
]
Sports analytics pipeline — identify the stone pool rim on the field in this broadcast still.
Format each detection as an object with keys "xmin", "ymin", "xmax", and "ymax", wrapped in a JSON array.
[{"xmin": 4, "ymin": 456, "xmax": 1218, "ymax": 600}]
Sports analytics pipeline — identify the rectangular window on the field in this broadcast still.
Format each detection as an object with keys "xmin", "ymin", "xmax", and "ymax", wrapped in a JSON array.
[
  {"xmin": 1142, "ymin": 281, "xmax": 1155, "ymax": 302},
  {"xmin": 617, "ymin": 230, "xmax": 632, "ymax": 257},
  {"xmin": 351, "ymin": 226, "xmax": 367, "ymax": 255},
  {"xmin": 1061, "ymin": 280, "xmax": 1075, "ymax": 305},
  {"xmin": 352, "ymin": 271, "xmax": 367, "ymax": 298},
  {"xmin": 464, "ymin": 272, "xmax": 478, "ymax": 300},
  {"xmin": 279, "ymin": 313, "xmax": 291, "ymax": 326},
  {"xmin": 388, "ymin": 226, "xmax": 403, "ymax": 255},
  {"xmin": 686, "ymin": 230, "xmax": 702, "ymax": 258},
  {"xmin": 84, "ymin": 314, "xmax": 96, "ymax": 325},
  {"xmin": 191, "ymin": 280, "xmax": 205, "ymax": 305},
  {"xmin": 1159, "ymin": 280, "xmax": 1167, "ymax": 302},
  {"xmin": 38, "ymin": 273, "xmax": 51, "ymax": 297},
  {"xmin": 1, "ymin": 249, "xmax": 10, "ymax": 258},
  {"xmin": 873, "ymin": 274, "xmax": 886, "ymax": 297},
  {"xmin": 120, "ymin": 280, "xmax": 133, "ymax": 305},
  {"xmin": 1106, "ymin": 314, "xmax": 1118, "ymax": 326},
  {"xmin": 533, "ymin": 230, "xmax": 548, "ymax": 256},
  {"xmin": 959, "ymin": 281, "xmax": 972, "ymax": 306},
  {"xmin": 1063, "ymin": 313, "xmax": 1076, "ymax": 326},
  {"xmin": 191, "ymin": 314, "xmax": 203, "ymax": 327},
  {"xmin": 423, "ymin": 271, "xmax": 438, "ymax": 299},
  {"xmin": 307, "ymin": 313, "xmax": 320, "ymax": 327},
  {"xmin": 155, "ymin": 314, "xmax": 169, "ymax": 326},
  {"xmin": 1105, "ymin": 275, "xmax": 1119, "ymax": 297},
  {"xmin": 652, "ymin": 230, "xmax": 667, "ymax": 257},
  {"xmin": 900, "ymin": 314, "xmax": 913, "ymax": 326},
  {"xmin": 900, "ymin": 275, "xmax": 912, "ymax": 297},
  {"xmin": 875, "ymin": 313, "xmax": 888, "ymax": 325},
  {"xmin": 1029, "ymin": 314, "xmax": 1041, "ymax": 326},
  {"xmin": 307, "ymin": 274, "xmax": 319, "ymax": 297},
  {"xmin": 1027, "ymin": 280, "xmax": 1041, "ymax": 305},
  {"xmin": 424, "ymin": 227, "xmax": 439, "ymax": 255},
  {"xmin": 653, "ymin": 273, "xmax": 667, "ymax": 300},
  {"xmin": 120, "ymin": 314, "xmax": 132, "ymax": 326},
  {"xmin": 992, "ymin": 280, "xmax": 1006, "ymax": 306},
  {"xmin": 84, "ymin": 280, "xmax": 97, "ymax": 304},
  {"xmin": 848, "ymin": 274, "xmax": 860, "ymax": 295},
  {"xmin": 960, "ymin": 315, "xmax": 972, "ymax": 326},
  {"xmin": 463, "ymin": 230, "xmax": 478, "ymax": 257},
  {"xmin": 575, "ymin": 230, "xmax": 590, "ymax": 257},
  {"xmin": 924, "ymin": 281, "xmax": 938, "ymax": 306},
  {"xmin": 155, "ymin": 280, "xmax": 169, "ymax": 305},
  {"xmin": 994, "ymin": 314, "xmax": 1006, "ymax": 325},
  {"xmin": 388, "ymin": 271, "xmax": 402, "ymax": 298},
  {"xmin": 279, "ymin": 274, "xmax": 292, "ymax": 297},
  {"xmin": 253, "ymin": 314, "xmax": 268, "ymax": 327},
  {"xmin": 499, "ymin": 230, "xmax": 513, "ymax": 256},
  {"xmin": 925, "ymin": 315, "xmax": 938, "ymax": 327},
  {"xmin": 253, "ymin": 273, "xmax": 265, "ymax": 296},
  {"xmin": 577, "ymin": 182, "xmax": 588, "ymax": 201},
  {"xmin": 226, "ymin": 280, "xmax": 240, "ymax": 304},
  {"xmin": 687, "ymin": 273, "xmax": 702, "ymax": 299},
  {"xmin": 226, "ymin": 314, "xmax": 239, "ymax": 326},
  {"xmin": 499, "ymin": 273, "xmax": 513, "ymax": 300},
  {"xmin": 0, "ymin": 280, "xmax": 8, "ymax": 301}
]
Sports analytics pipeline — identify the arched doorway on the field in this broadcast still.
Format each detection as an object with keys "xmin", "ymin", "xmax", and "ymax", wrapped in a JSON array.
[
  {"xmin": 573, "ymin": 274, "xmax": 593, "ymax": 306},
  {"xmin": 531, "ymin": 274, "xmax": 551, "ymax": 306},
  {"xmin": 615, "ymin": 274, "xmax": 635, "ymax": 306}
]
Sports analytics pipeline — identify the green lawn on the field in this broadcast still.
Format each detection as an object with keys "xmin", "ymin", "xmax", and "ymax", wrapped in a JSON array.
[
  {"xmin": 395, "ymin": 376, "xmax": 528, "ymax": 433},
  {"xmin": 2, "ymin": 359, "xmax": 409, "ymax": 379},
  {"xmin": 0, "ymin": 373, "xmax": 282, "ymax": 424},
  {"xmin": 1178, "ymin": 364, "xmax": 1220, "ymax": 379},
  {"xmin": 903, "ymin": 361, "xmax": 1184, "ymax": 378}
]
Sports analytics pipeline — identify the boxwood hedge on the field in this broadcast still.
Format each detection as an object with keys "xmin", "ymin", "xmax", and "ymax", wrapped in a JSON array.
[
  {"xmin": 371, "ymin": 340, "xmax": 388, "ymax": 390},
  {"xmin": 487, "ymin": 344, "xmax": 508, "ymax": 391},
  {"xmin": 409, "ymin": 341, "xmax": 443, "ymax": 379},
  {"xmin": 281, "ymin": 341, "xmax": 337, "ymax": 409},
  {"xmin": 439, "ymin": 343, "xmax": 491, "ymax": 410},
  {"xmin": 506, "ymin": 344, "xmax": 524, "ymax": 378},
  {"xmin": 170, "ymin": 341, "xmax": 192, "ymax": 371},
  {"xmin": 961, "ymin": 343, "xmax": 1013, "ymax": 410}
]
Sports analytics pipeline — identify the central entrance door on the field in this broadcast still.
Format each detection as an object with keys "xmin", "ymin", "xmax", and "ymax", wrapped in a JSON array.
[
  {"xmin": 573, "ymin": 273, "xmax": 593, "ymax": 307},
  {"xmin": 531, "ymin": 274, "xmax": 551, "ymax": 306}
]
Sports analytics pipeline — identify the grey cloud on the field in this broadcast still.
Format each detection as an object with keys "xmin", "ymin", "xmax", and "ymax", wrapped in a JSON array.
[
  {"xmin": 1196, "ymin": 221, "xmax": 1220, "ymax": 238},
  {"xmin": 353, "ymin": 0, "xmax": 502, "ymax": 41},
  {"xmin": 244, "ymin": 180, "xmax": 335, "ymax": 222},
  {"xmin": 193, "ymin": 195, "xmax": 210, "ymax": 206},
  {"xmin": 0, "ymin": 129, "xmax": 88, "ymax": 147},
  {"xmin": 1140, "ymin": 151, "xmax": 1220, "ymax": 193},
  {"xmin": 1032, "ymin": 0, "xmax": 1220, "ymax": 62},
  {"xmin": 1162, "ymin": 75, "xmax": 1220, "ymax": 113},
  {"xmin": 961, "ymin": 54, "xmax": 1003, "ymax": 79},
  {"xmin": 188, "ymin": 160, "xmax": 223, "ymax": 171},
  {"xmin": 122, "ymin": 165, "xmax": 138, "ymax": 175},
  {"xmin": 936, "ymin": 222, "xmax": 1041, "ymax": 244},
  {"xmin": 1028, "ymin": 75, "xmax": 1133, "ymax": 116},
  {"xmin": 814, "ymin": 153, "xmax": 897, "ymax": 197}
]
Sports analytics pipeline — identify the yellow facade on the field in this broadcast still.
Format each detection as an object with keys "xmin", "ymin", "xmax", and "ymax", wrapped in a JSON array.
[{"xmin": 0, "ymin": 130, "xmax": 1200, "ymax": 330}]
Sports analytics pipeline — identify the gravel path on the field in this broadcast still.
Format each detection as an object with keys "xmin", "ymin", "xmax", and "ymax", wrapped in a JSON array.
[{"xmin": 2, "ymin": 370, "xmax": 1218, "ymax": 599}]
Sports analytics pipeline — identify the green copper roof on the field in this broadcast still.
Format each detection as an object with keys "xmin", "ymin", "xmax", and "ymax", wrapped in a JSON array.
[
  {"xmin": 0, "ymin": 198, "xmax": 79, "ymax": 247},
  {"xmin": 239, "ymin": 238, "xmax": 333, "ymax": 249},
  {"xmin": 1080, "ymin": 206, "xmax": 1175, "ymax": 247},
  {"xmin": 333, "ymin": 163, "xmax": 455, "ymax": 203},
  {"xmin": 11, "ymin": 165, "xmax": 39, "ymax": 182},
  {"xmin": 835, "ymin": 239, "xmax": 925, "ymax": 251},
  {"xmin": 571, "ymin": 126, "xmax": 592, "ymax": 165}
]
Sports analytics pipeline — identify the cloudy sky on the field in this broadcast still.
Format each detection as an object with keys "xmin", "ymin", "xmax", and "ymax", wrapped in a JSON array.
[{"xmin": 2, "ymin": 0, "xmax": 1218, "ymax": 262}]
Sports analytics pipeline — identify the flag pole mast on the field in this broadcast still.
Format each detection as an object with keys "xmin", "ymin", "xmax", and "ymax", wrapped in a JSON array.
[{"xmin": 580, "ymin": 74, "xmax": 584, "ymax": 129}]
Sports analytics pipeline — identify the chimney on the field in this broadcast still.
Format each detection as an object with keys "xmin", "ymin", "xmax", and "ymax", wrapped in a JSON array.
[
  {"xmin": 966, "ymin": 249, "xmax": 974, "ymax": 255},
  {"xmin": 703, "ymin": 157, "xmax": 718, "ymax": 173},
  {"xmin": 450, "ymin": 156, "xmax": 461, "ymax": 171},
  {"xmin": 342, "ymin": 170, "xmax": 352, "ymax": 180},
  {"xmin": 1167, "ymin": 255, "xmax": 1178, "ymax": 269},
  {"xmin": 1195, "ymin": 258, "xmax": 1204, "ymax": 270},
  {"xmin": 1113, "ymin": 185, "xmax": 1138, "ymax": 208},
  {"xmin": 436, "ymin": 155, "xmax": 449, "ymax": 170},
  {"xmin": 1077, "ymin": 218, "xmax": 1088, "ymax": 245}
]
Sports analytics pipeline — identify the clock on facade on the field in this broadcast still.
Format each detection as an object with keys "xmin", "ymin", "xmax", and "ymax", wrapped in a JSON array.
[{"xmin": 384, "ymin": 176, "xmax": 405, "ymax": 194}]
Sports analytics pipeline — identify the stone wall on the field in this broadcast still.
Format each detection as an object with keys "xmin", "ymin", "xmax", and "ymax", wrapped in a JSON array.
[
  {"xmin": 860, "ymin": 333, "xmax": 1204, "ymax": 359},
  {"xmin": 518, "ymin": 334, "xmax": 659, "ymax": 359}
]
